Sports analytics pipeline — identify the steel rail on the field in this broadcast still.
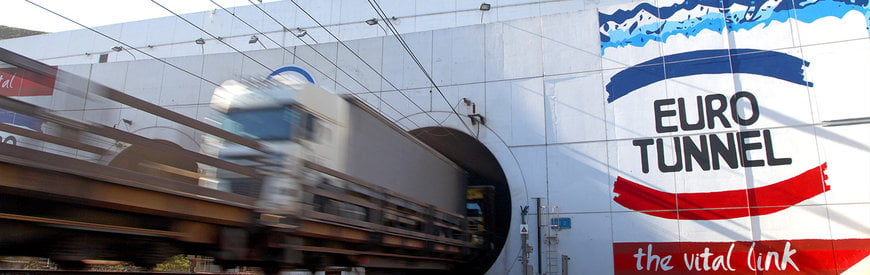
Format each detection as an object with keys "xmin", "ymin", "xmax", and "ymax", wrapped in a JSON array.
[
  {"xmin": 0, "ymin": 143, "xmax": 255, "ymax": 225},
  {"xmin": 0, "ymin": 212, "xmax": 184, "ymax": 238}
]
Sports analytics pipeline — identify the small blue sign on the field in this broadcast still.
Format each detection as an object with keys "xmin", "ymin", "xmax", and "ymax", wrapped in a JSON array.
[{"xmin": 551, "ymin": 217, "xmax": 571, "ymax": 229}]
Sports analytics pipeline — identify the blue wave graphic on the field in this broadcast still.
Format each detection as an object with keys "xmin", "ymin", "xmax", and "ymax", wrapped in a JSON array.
[
  {"xmin": 599, "ymin": 0, "xmax": 870, "ymax": 53},
  {"xmin": 605, "ymin": 49, "xmax": 813, "ymax": 103}
]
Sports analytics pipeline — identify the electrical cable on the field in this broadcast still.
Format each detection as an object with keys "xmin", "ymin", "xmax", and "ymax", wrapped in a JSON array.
[
  {"xmin": 364, "ymin": 0, "xmax": 481, "ymax": 142},
  {"xmin": 28, "ymin": 0, "xmax": 465, "ymax": 134},
  {"xmin": 149, "ymin": 0, "xmax": 274, "ymax": 72},
  {"xmin": 24, "ymin": 0, "xmax": 401, "ymax": 151},
  {"xmin": 208, "ymin": 0, "xmax": 417, "ymax": 128},
  {"xmin": 22, "ymin": 0, "xmax": 222, "ymax": 87},
  {"xmin": 156, "ymin": 0, "xmax": 415, "ymax": 127},
  {"xmin": 237, "ymin": 0, "xmax": 422, "ymax": 128},
  {"xmin": 365, "ymin": 0, "xmax": 476, "ymax": 135},
  {"xmin": 27, "ymin": 0, "xmax": 413, "ymax": 129},
  {"xmin": 284, "ymin": 0, "xmax": 445, "ymax": 127}
]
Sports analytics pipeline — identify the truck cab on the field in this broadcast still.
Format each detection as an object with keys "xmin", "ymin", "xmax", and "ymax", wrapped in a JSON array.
[{"xmin": 206, "ymin": 76, "xmax": 349, "ymax": 215}]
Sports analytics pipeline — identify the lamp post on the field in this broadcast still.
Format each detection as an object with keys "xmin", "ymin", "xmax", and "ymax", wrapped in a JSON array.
[{"xmin": 521, "ymin": 206, "xmax": 532, "ymax": 275}]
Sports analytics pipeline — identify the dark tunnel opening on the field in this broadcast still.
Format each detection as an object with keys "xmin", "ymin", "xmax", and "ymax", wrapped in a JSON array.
[{"xmin": 409, "ymin": 127, "xmax": 510, "ymax": 274}]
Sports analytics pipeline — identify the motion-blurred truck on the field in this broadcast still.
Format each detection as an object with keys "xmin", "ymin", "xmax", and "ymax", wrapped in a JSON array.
[{"xmin": 205, "ymin": 75, "xmax": 474, "ymax": 269}]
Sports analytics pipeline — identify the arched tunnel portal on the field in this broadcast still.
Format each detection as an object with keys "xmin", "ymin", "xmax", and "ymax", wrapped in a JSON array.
[{"xmin": 409, "ymin": 127, "xmax": 510, "ymax": 274}]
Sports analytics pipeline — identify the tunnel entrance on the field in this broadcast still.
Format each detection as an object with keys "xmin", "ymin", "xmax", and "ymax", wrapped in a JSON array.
[{"xmin": 409, "ymin": 127, "xmax": 510, "ymax": 274}]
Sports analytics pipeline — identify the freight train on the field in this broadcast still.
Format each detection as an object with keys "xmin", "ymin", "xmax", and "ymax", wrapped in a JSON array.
[
  {"xmin": 208, "ymin": 75, "xmax": 468, "ymax": 214},
  {"xmin": 0, "ymin": 48, "xmax": 493, "ymax": 273},
  {"xmin": 203, "ymin": 74, "xmax": 488, "ymax": 270}
]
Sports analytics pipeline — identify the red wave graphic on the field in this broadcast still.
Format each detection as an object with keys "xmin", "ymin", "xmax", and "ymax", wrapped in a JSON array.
[{"xmin": 613, "ymin": 163, "xmax": 829, "ymax": 220}]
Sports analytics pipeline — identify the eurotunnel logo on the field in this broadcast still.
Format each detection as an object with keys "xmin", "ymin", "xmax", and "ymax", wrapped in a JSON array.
[
  {"xmin": 605, "ymin": 49, "xmax": 827, "ymax": 221},
  {"xmin": 596, "ymin": 0, "xmax": 852, "ymax": 221},
  {"xmin": 268, "ymin": 65, "xmax": 316, "ymax": 84},
  {"xmin": 599, "ymin": 0, "xmax": 870, "ymax": 273}
]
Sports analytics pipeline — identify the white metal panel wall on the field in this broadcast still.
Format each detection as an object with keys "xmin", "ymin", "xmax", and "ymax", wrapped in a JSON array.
[{"xmin": 7, "ymin": 0, "xmax": 869, "ymax": 274}]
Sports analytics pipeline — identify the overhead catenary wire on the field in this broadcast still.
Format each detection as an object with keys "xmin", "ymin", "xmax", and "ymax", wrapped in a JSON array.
[
  {"xmin": 153, "ymin": 0, "xmax": 420, "ymax": 128},
  {"xmin": 367, "ymin": 0, "xmax": 447, "ymax": 110},
  {"xmin": 207, "ymin": 0, "xmax": 417, "ymax": 128},
  {"xmin": 22, "ymin": 0, "xmax": 412, "ymax": 150},
  {"xmin": 21, "ymin": 0, "xmax": 222, "ymax": 88},
  {"xmin": 276, "ymin": 0, "xmax": 441, "ymax": 127},
  {"xmin": 149, "ymin": 0, "xmax": 275, "ymax": 73},
  {"xmin": 235, "ymin": 0, "xmax": 426, "ymax": 127},
  {"xmin": 365, "ymin": 0, "xmax": 476, "ymax": 136},
  {"xmin": 25, "ymin": 0, "xmax": 414, "ymax": 129},
  {"xmin": 28, "ymin": 0, "xmax": 470, "ymax": 134},
  {"xmin": 283, "ymin": 0, "xmax": 451, "ymax": 129}
]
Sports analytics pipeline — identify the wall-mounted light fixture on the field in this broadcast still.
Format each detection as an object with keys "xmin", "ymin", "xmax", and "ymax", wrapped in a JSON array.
[
  {"xmin": 111, "ymin": 46, "xmax": 136, "ymax": 60},
  {"xmin": 365, "ymin": 18, "xmax": 378, "ymax": 25},
  {"xmin": 195, "ymin": 38, "xmax": 205, "ymax": 45},
  {"xmin": 293, "ymin": 28, "xmax": 307, "ymax": 37},
  {"xmin": 248, "ymin": 35, "xmax": 259, "ymax": 44},
  {"xmin": 480, "ymin": 3, "xmax": 492, "ymax": 11},
  {"xmin": 468, "ymin": 113, "xmax": 486, "ymax": 125},
  {"xmin": 462, "ymin": 98, "xmax": 486, "ymax": 125}
]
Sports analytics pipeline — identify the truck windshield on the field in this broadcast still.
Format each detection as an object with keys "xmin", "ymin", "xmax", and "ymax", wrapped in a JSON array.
[{"xmin": 223, "ymin": 107, "xmax": 297, "ymax": 140}]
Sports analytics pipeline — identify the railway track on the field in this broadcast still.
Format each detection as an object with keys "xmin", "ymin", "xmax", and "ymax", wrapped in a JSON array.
[{"xmin": 0, "ymin": 47, "xmax": 477, "ymax": 273}]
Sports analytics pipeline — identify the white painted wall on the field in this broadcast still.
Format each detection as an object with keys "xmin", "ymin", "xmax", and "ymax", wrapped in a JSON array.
[{"xmin": 2, "ymin": 0, "xmax": 869, "ymax": 274}]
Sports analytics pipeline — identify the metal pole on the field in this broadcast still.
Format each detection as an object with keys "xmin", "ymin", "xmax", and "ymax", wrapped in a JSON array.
[
  {"xmin": 522, "ymin": 234, "xmax": 530, "ymax": 275},
  {"xmin": 562, "ymin": 255, "xmax": 570, "ymax": 275},
  {"xmin": 521, "ymin": 206, "xmax": 530, "ymax": 275},
  {"xmin": 536, "ymin": 198, "xmax": 542, "ymax": 275}
]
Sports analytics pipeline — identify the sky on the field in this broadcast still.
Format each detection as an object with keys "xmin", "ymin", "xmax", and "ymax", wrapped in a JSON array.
[{"xmin": 1, "ymin": 0, "xmax": 279, "ymax": 33}]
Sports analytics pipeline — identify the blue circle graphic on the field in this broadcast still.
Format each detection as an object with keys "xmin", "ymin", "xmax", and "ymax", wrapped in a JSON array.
[{"xmin": 267, "ymin": 66, "xmax": 316, "ymax": 84}]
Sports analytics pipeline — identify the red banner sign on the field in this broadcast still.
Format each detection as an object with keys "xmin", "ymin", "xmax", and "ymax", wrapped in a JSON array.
[
  {"xmin": 0, "ymin": 66, "xmax": 57, "ymax": 97},
  {"xmin": 614, "ymin": 239, "xmax": 870, "ymax": 274}
]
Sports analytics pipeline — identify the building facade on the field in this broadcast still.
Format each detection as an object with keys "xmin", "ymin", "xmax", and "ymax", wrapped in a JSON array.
[{"xmin": 2, "ymin": 0, "xmax": 869, "ymax": 274}]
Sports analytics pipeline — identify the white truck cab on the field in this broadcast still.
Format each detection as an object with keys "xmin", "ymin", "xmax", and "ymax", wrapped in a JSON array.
[{"xmin": 207, "ymin": 76, "xmax": 349, "ymax": 215}]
